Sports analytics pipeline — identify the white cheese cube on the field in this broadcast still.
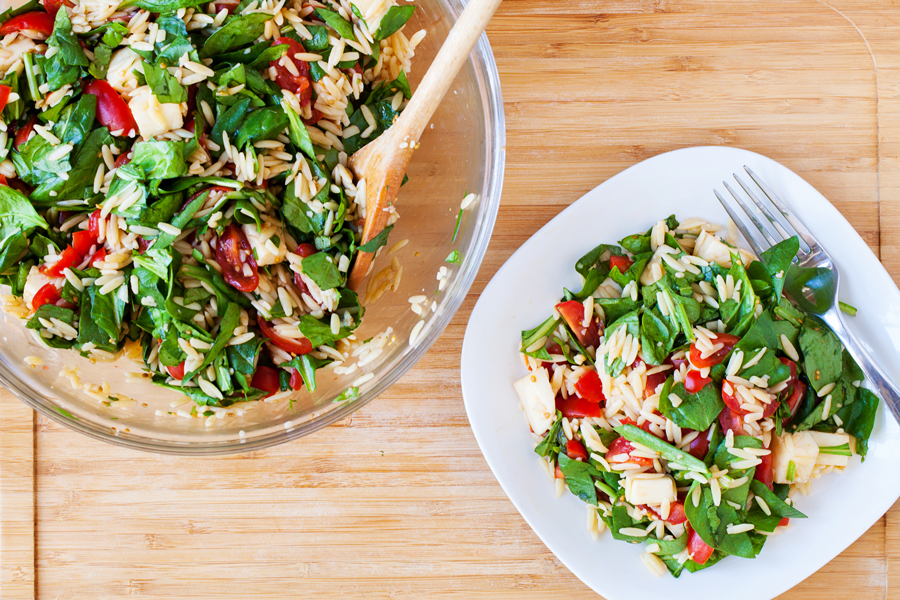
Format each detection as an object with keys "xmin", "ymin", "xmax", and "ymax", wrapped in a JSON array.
[
  {"xmin": 513, "ymin": 368, "xmax": 556, "ymax": 436},
  {"xmin": 105, "ymin": 48, "xmax": 144, "ymax": 98},
  {"xmin": 693, "ymin": 230, "xmax": 754, "ymax": 268},
  {"xmin": 625, "ymin": 475, "xmax": 676, "ymax": 506},
  {"xmin": 772, "ymin": 432, "xmax": 819, "ymax": 484},
  {"xmin": 128, "ymin": 85, "xmax": 184, "ymax": 139}
]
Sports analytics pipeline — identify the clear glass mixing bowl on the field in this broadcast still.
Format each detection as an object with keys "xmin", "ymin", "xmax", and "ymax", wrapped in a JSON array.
[{"xmin": 0, "ymin": 0, "xmax": 504, "ymax": 454}]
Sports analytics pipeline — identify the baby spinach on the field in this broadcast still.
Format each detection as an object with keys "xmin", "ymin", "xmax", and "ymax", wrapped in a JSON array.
[
  {"xmin": 314, "ymin": 8, "xmax": 357, "ymax": 41},
  {"xmin": 798, "ymin": 316, "xmax": 842, "ymax": 392},
  {"xmin": 143, "ymin": 61, "xmax": 188, "ymax": 104},
  {"xmin": 286, "ymin": 353, "xmax": 333, "ymax": 392},
  {"xmin": 301, "ymin": 252, "xmax": 343, "ymax": 290},
  {"xmin": 615, "ymin": 424, "xmax": 710, "ymax": 474},
  {"xmin": 373, "ymin": 5, "xmax": 416, "ymax": 41},
  {"xmin": 199, "ymin": 13, "xmax": 271, "ymax": 58},
  {"xmin": 0, "ymin": 186, "xmax": 49, "ymax": 273},
  {"xmin": 658, "ymin": 377, "xmax": 724, "ymax": 433},
  {"xmin": 297, "ymin": 314, "xmax": 353, "ymax": 347},
  {"xmin": 557, "ymin": 453, "xmax": 600, "ymax": 505},
  {"xmin": 358, "ymin": 223, "xmax": 395, "ymax": 253}
]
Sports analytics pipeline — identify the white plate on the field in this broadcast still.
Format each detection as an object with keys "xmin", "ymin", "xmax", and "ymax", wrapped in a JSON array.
[{"xmin": 461, "ymin": 146, "xmax": 900, "ymax": 600}]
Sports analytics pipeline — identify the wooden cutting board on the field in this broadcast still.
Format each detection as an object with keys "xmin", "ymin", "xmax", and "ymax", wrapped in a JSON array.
[{"xmin": 4, "ymin": 0, "xmax": 900, "ymax": 598}]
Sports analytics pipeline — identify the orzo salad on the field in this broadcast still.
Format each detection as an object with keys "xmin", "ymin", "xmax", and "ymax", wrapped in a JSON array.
[
  {"xmin": 0, "ymin": 0, "xmax": 423, "ymax": 408},
  {"xmin": 514, "ymin": 216, "xmax": 878, "ymax": 577}
]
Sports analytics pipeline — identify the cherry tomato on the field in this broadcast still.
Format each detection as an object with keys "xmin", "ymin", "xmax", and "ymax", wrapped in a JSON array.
[
  {"xmin": 302, "ymin": 108, "xmax": 323, "ymax": 126},
  {"xmin": 605, "ymin": 435, "xmax": 654, "ymax": 467},
  {"xmin": 555, "ymin": 300, "xmax": 601, "ymax": 348},
  {"xmin": 641, "ymin": 500, "xmax": 687, "ymax": 525},
  {"xmin": 556, "ymin": 395, "xmax": 604, "ymax": 419},
  {"xmin": 689, "ymin": 333, "xmax": 740, "ymax": 368},
  {"xmin": 784, "ymin": 379, "xmax": 806, "ymax": 420},
  {"xmin": 269, "ymin": 38, "xmax": 312, "ymax": 105},
  {"xmin": 250, "ymin": 365, "xmax": 280, "ymax": 397},
  {"xmin": 721, "ymin": 382, "xmax": 744, "ymax": 415},
  {"xmin": 644, "ymin": 369, "xmax": 668, "ymax": 398},
  {"xmin": 684, "ymin": 369, "xmax": 712, "ymax": 394},
  {"xmin": 574, "ymin": 369, "xmax": 605, "ymax": 403},
  {"xmin": 718, "ymin": 407, "xmax": 748, "ymax": 436},
  {"xmin": 0, "ymin": 12, "xmax": 55, "ymax": 37},
  {"xmin": 257, "ymin": 314, "xmax": 313, "ymax": 356},
  {"xmin": 166, "ymin": 361, "xmax": 186, "ymax": 380},
  {"xmin": 566, "ymin": 438, "xmax": 589, "ymax": 461},
  {"xmin": 0, "ymin": 85, "xmax": 10, "ymax": 113},
  {"xmin": 42, "ymin": 0, "xmax": 72, "ymax": 16},
  {"xmin": 88, "ymin": 209, "xmax": 102, "ymax": 238},
  {"xmin": 114, "ymin": 151, "xmax": 132, "ymax": 169},
  {"xmin": 89, "ymin": 247, "xmax": 107, "ymax": 266},
  {"xmin": 779, "ymin": 517, "xmax": 790, "ymax": 527},
  {"xmin": 0, "ymin": 174, "xmax": 6, "ymax": 186},
  {"xmin": 621, "ymin": 416, "xmax": 657, "ymax": 436},
  {"xmin": 555, "ymin": 463, "xmax": 564, "ymax": 479},
  {"xmin": 289, "ymin": 368, "xmax": 304, "ymax": 391},
  {"xmin": 687, "ymin": 523, "xmax": 715, "ymax": 565},
  {"xmin": 754, "ymin": 451, "xmax": 774, "ymax": 490},
  {"xmin": 14, "ymin": 115, "xmax": 37, "ymax": 150},
  {"xmin": 216, "ymin": 224, "xmax": 259, "ymax": 292},
  {"xmin": 686, "ymin": 428, "xmax": 710, "ymax": 460},
  {"xmin": 83, "ymin": 79, "xmax": 138, "ymax": 137},
  {"xmin": 292, "ymin": 243, "xmax": 317, "ymax": 296},
  {"xmin": 540, "ymin": 342, "xmax": 564, "ymax": 371},
  {"xmin": 71, "ymin": 229, "xmax": 96, "ymax": 257},
  {"xmin": 609, "ymin": 255, "xmax": 634, "ymax": 273},
  {"xmin": 42, "ymin": 245, "xmax": 80, "ymax": 277},
  {"xmin": 213, "ymin": 0, "xmax": 240, "ymax": 14},
  {"xmin": 32, "ymin": 283, "xmax": 60, "ymax": 309},
  {"xmin": 666, "ymin": 353, "xmax": 689, "ymax": 371}
]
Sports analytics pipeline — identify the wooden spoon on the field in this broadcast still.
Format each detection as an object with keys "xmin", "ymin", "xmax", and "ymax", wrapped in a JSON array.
[{"xmin": 347, "ymin": 0, "xmax": 504, "ymax": 291}]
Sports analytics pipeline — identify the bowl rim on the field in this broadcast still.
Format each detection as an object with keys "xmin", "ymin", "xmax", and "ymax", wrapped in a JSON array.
[{"xmin": 1, "ymin": 1, "xmax": 506, "ymax": 455}]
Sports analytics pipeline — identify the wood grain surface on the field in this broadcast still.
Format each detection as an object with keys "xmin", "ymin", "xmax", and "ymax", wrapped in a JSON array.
[{"xmin": 4, "ymin": 0, "xmax": 900, "ymax": 598}]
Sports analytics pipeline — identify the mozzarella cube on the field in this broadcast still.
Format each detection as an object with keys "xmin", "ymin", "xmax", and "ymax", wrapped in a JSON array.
[
  {"xmin": 809, "ymin": 431, "xmax": 853, "ymax": 468},
  {"xmin": 772, "ymin": 432, "xmax": 819, "ymax": 484},
  {"xmin": 105, "ymin": 48, "xmax": 143, "ymax": 98},
  {"xmin": 693, "ymin": 230, "xmax": 754, "ymax": 268},
  {"xmin": 23, "ymin": 265, "xmax": 56, "ymax": 310},
  {"xmin": 128, "ymin": 85, "xmax": 183, "ymax": 139},
  {"xmin": 0, "ymin": 36, "xmax": 36, "ymax": 77},
  {"xmin": 625, "ymin": 475, "xmax": 677, "ymax": 506},
  {"xmin": 513, "ymin": 368, "xmax": 556, "ymax": 436}
]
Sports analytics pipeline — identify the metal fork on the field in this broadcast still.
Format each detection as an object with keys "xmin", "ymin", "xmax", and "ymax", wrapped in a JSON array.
[{"xmin": 714, "ymin": 166, "xmax": 900, "ymax": 423}]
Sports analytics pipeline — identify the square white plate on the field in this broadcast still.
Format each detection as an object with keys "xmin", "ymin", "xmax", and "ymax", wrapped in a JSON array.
[{"xmin": 461, "ymin": 146, "xmax": 900, "ymax": 600}]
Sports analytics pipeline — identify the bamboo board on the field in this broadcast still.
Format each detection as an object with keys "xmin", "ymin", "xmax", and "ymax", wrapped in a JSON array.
[{"xmin": 4, "ymin": 0, "xmax": 900, "ymax": 598}]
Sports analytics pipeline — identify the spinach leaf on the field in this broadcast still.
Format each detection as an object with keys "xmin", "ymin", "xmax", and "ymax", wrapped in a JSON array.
[
  {"xmin": 151, "ymin": 189, "xmax": 208, "ymax": 249},
  {"xmin": 835, "ymin": 387, "xmax": 878, "ymax": 458},
  {"xmin": 297, "ymin": 314, "xmax": 353, "ymax": 347},
  {"xmin": 713, "ymin": 435, "xmax": 762, "ymax": 505},
  {"xmin": 798, "ymin": 316, "xmax": 842, "ymax": 392},
  {"xmin": 373, "ymin": 5, "xmax": 415, "ymax": 41},
  {"xmin": 199, "ymin": 13, "xmax": 272, "ymax": 58},
  {"xmin": 119, "ymin": 0, "xmax": 206, "ymax": 9},
  {"xmin": 131, "ymin": 140, "xmax": 188, "ymax": 180},
  {"xmin": 286, "ymin": 353, "xmax": 333, "ymax": 392},
  {"xmin": 26, "ymin": 304, "xmax": 76, "ymax": 331},
  {"xmin": 749, "ymin": 480, "xmax": 807, "ymax": 519},
  {"xmin": 557, "ymin": 453, "xmax": 600, "ymax": 505},
  {"xmin": 758, "ymin": 236, "xmax": 799, "ymax": 301},
  {"xmin": 534, "ymin": 416, "xmax": 563, "ymax": 458},
  {"xmin": 615, "ymin": 424, "xmax": 710, "ymax": 474},
  {"xmin": 143, "ymin": 61, "xmax": 188, "ymax": 104},
  {"xmin": 0, "ymin": 186, "xmax": 49, "ymax": 273},
  {"xmin": 280, "ymin": 97, "xmax": 316, "ymax": 160},
  {"xmin": 44, "ymin": 11, "xmax": 88, "ymax": 91},
  {"xmin": 185, "ymin": 302, "xmax": 241, "ymax": 381},
  {"xmin": 640, "ymin": 308, "xmax": 673, "ymax": 366},
  {"xmin": 314, "ymin": 8, "xmax": 357, "ymax": 41},
  {"xmin": 658, "ymin": 378, "xmax": 724, "ymax": 433},
  {"xmin": 358, "ymin": 223, "xmax": 395, "ymax": 253},
  {"xmin": 30, "ymin": 128, "xmax": 115, "ymax": 203},
  {"xmin": 234, "ymin": 106, "xmax": 289, "ymax": 149},
  {"xmin": 301, "ymin": 252, "xmax": 342, "ymax": 290},
  {"xmin": 684, "ymin": 485, "xmax": 756, "ymax": 558},
  {"xmin": 608, "ymin": 505, "xmax": 650, "ymax": 543}
]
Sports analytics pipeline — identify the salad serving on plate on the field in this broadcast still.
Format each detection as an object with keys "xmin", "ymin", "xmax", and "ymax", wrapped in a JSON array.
[
  {"xmin": 513, "ymin": 214, "xmax": 879, "ymax": 577},
  {"xmin": 0, "ymin": 0, "xmax": 424, "ymax": 413}
]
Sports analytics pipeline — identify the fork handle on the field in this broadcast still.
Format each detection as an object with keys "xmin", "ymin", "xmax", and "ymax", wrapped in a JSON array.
[{"xmin": 821, "ymin": 310, "xmax": 900, "ymax": 423}]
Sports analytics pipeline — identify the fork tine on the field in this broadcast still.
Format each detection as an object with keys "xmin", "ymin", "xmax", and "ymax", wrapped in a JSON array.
[
  {"xmin": 734, "ymin": 174, "xmax": 792, "ymax": 241},
  {"xmin": 743, "ymin": 167, "xmax": 814, "ymax": 253},
  {"xmin": 723, "ymin": 181, "xmax": 779, "ymax": 247},
  {"xmin": 713, "ymin": 189, "xmax": 767, "ymax": 258}
]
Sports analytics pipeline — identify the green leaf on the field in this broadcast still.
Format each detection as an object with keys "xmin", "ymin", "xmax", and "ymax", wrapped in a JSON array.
[
  {"xmin": 286, "ymin": 353, "xmax": 333, "ymax": 392},
  {"xmin": 280, "ymin": 97, "xmax": 317, "ymax": 160},
  {"xmin": 684, "ymin": 485, "xmax": 756, "ymax": 558},
  {"xmin": 151, "ymin": 189, "xmax": 208, "ymax": 250},
  {"xmin": 713, "ymin": 435, "xmax": 762, "ymax": 505},
  {"xmin": 445, "ymin": 249, "xmax": 461, "ymax": 264},
  {"xmin": 234, "ymin": 106, "xmax": 289, "ymax": 149},
  {"xmin": 314, "ymin": 8, "xmax": 357, "ymax": 41},
  {"xmin": 210, "ymin": 96, "xmax": 252, "ymax": 151},
  {"xmin": 372, "ymin": 5, "xmax": 415, "ymax": 40},
  {"xmin": 301, "ymin": 252, "xmax": 343, "ymax": 290},
  {"xmin": 143, "ymin": 61, "xmax": 188, "ymax": 104},
  {"xmin": 835, "ymin": 388, "xmax": 878, "ymax": 458},
  {"xmin": 640, "ymin": 308, "xmax": 673, "ymax": 366},
  {"xmin": 758, "ymin": 236, "xmax": 799, "ymax": 301},
  {"xmin": 199, "ymin": 13, "xmax": 272, "ymax": 58},
  {"xmin": 333, "ymin": 386, "xmax": 360, "ymax": 402},
  {"xmin": 614, "ymin": 424, "xmax": 710, "ymax": 474},
  {"xmin": 798, "ymin": 316, "xmax": 842, "ymax": 392},
  {"xmin": 534, "ymin": 417, "xmax": 563, "ymax": 458},
  {"xmin": 658, "ymin": 378, "xmax": 725, "ymax": 433},
  {"xmin": 0, "ymin": 185, "xmax": 49, "ymax": 273},
  {"xmin": 358, "ymin": 223, "xmax": 395, "ymax": 253},
  {"xmin": 557, "ymin": 453, "xmax": 600, "ymax": 505},
  {"xmin": 297, "ymin": 314, "xmax": 352, "ymax": 347},
  {"xmin": 131, "ymin": 140, "xmax": 188, "ymax": 180},
  {"xmin": 119, "ymin": 0, "xmax": 205, "ymax": 9}
]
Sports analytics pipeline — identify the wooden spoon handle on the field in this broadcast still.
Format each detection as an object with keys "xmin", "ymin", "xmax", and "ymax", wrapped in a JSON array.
[{"xmin": 395, "ymin": 0, "xmax": 504, "ymax": 142}]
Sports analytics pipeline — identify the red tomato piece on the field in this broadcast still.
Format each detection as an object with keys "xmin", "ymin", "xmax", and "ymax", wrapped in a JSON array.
[
  {"xmin": 166, "ymin": 361, "xmax": 186, "ymax": 380},
  {"xmin": 574, "ymin": 369, "xmax": 605, "ymax": 403},
  {"xmin": 114, "ymin": 151, "xmax": 132, "ymax": 169},
  {"xmin": 302, "ymin": 108, "xmax": 323, "ymax": 126},
  {"xmin": 556, "ymin": 395, "xmax": 604, "ymax": 419},
  {"xmin": 0, "ymin": 174, "xmax": 6, "ymax": 186},
  {"xmin": 71, "ymin": 229, "xmax": 96, "ymax": 257},
  {"xmin": 566, "ymin": 438, "xmax": 589, "ymax": 461},
  {"xmin": 42, "ymin": 245, "xmax": 80, "ymax": 277},
  {"xmin": 605, "ymin": 435, "xmax": 654, "ymax": 467},
  {"xmin": 257, "ymin": 314, "xmax": 313, "ymax": 356},
  {"xmin": 250, "ymin": 365, "xmax": 280, "ymax": 397},
  {"xmin": 689, "ymin": 333, "xmax": 740, "ymax": 368},
  {"xmin": 684, "ymin": 369, "xmax": 712, "ymax": 394},
  {"xmin": 42, "ymin": 0, "xmax": 72, "ymax": 16},
  {"xmin": 784, "ymin": 379, "xmax": 806, "ymax": 420},
  {"xmin": 216, "ymin": 223, "xmax": 259, "ymax": 292},
  {"xmin": 90, "ymin": 247, "xmax": 107, "ymax": 266},
  {"xmin": 687, "ymin": 524, "xmax": 715, "ymax": 564},
  {"xmin": 0, "ymin": 85, "xmax": 10, "ymax": 113},
  {"xmin": 639, "ymin": 500, "xmax": 687, "ymax": 524},
  {"xmin": 754, "ymin": 451, "xmax": 774, "ymax": 490},
  {"xmin": 0, "ymin": 12, "xmax": 55, "ymax": 37},
  {"xmin": 88, "ymin": 209, "xmax": 102, "ymax": 238},
  {"xmin": 213, "ymin": 0, "xmax": 240, "ymax": 14},
  {"xmin": 32, "ymin": 283, "xmax": 60, "ymax": 309},
  {"xmin": 555, "ymin": 300, "xmax": 600, "ymax": 348},
  {"xmin": 292, "ymin": 243, "xmax": 317, "ymax": 296},
  {"xmin": 686, "ymin": 428, "xmax": 710, "ymax": 460},
  {"xmin": 289, "ymin": 368, "xmax": 304, "ymax": 391},
  {"xmin": 13, "ymin": 115, "xmax": 37, "ymax": 149},
  {"xmin": 779, "ymin": 517, "xmax": 790, "ymax": 527},
  {"xmin": 621, "ymin": 416, "xmax": 657, "ymax": 436},
  {"xmin": 721, "ymin": 382, "xmax": 744, "ymax": 415},
  {"xmin": 718, "ymin": 407, "xmax": 748, "ymax": 436},
  {"xmin": 269, "ymin": 38, "xmax": 312, "ymax": 104},
  {"xmin": 609, "ymin": 255, "xmax": 634, "ymax": 273},
  {"xmin": 554, "ymin": 463, "xmax": 564, "ymax": 480},
  {"xmin": 83, "ymin": 79, "xmax": 138, "ymax": 137}
]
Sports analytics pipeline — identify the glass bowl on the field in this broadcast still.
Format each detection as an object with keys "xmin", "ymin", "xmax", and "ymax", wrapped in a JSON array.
[{"xmin": 0, "ymin": 0, "xmax": 504, "ymax": 455}]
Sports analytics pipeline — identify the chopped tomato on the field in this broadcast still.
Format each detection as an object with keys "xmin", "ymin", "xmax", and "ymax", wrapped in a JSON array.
[
  {"xmin": 14, "ymin": 115, "xmax": 37, "ymax": 149},
  {"xmin": 83, "ymin": 79, "xmax": 138, "ymax": 137},
  {"xmin": 689, "ymin": 333, "xmax": 740, "ymax": 368},
  {"xmin": 555, "ymin": 463, "xmax": 564, "ymax": 479},
  {"xmin": 0, "ymin": 85, "xmax": 10, "ymax": 113},
  {"xmin": 213, "ymin": 0, "xmax": 240, "ymax": 14},
  {"xmin": 269, "ymin": 37, "xmax": 311, "ymax": 105},
  {"xmin": 754, "ymin": 451, "xmax": 774, "ymax": 490},
  {"xmin": 88, "ymin": 209, "xmax": 102, "ymax": 238},
  {"xmin": 71, "ymin": 230, "xmax": 96, "ymax": 257},
  {"xmin": 666, "ymin": 354, "xmax": 689, "ymax": 371},
  {"xmin": 566, "ymin": 439, "xmax": 589, "ymax": 461},
  {"xmin": 574, "ymin": 369, "xmax": 605, "ymax": 403},
  {"xmin": 642, "ymin": 501, "xmax": 687, "ymax": 525},
  {"xmin": 42, "ymin": 0, "xmax": 72, "ymax": 17},
  {"xmin": 555, "ymin": 300, "xmax": 600, "ymax": 348},
  {"xmin": 684, "ymin": 369, "xmax": 712, "ymax": 394},
  {"xmin": 89, "ymin": 247, "xmax": 107, "ymax": 266},
  {"xmin": 644, "ymin": 369, "xmax": 668, "ymax": 397},
  {"xmin": 718, "ymin": 407, "xmax": 747, "ymax": 436},
  {"xmin": 556, "ymin": 395, "xmax": 604, "ymax": 419},
  {"xmin": 166, "ymin": 361, "xmax": 186, "ymax": 380},
  {"xmin": 41, "ymin": 245, "xmax": 80, "ymax": 277},
  {"xmin": 257, "ymin": 314, "xmax": 313, "ymax": 356},
  {"xmin": 721, "ymin": 382, "xmax": 744, "ymax": 415},
  {"xmin": 289, "ymin": 368, "xmax": 304, "ymax": 391},
  {"xmin": 540, "ymin": 342, "xmax": 563, "ymax": 370},
  {"xmin": 250, "ymin": 365, "xmax": 280, "ymax": 397},
  {"xmin": 292, "ymin": 243, "xmax": 317, "ymax": 297},
  {"xmin": 216, "ymin": 223, "xmax": 259, "ymax": 292},
  {"xmin": 686, "ymin": 523, "xmax": 715, "ymax": 565},
  {"xmin": 302, "ymin": 108, "xmax": 323, "ymax": 126},
  {"xmin": 621, "ymin": 416, "xmax": 656, "ymax": 436},
  {"xmin": 0, "ymin": 12, "xmax": 55, "ymax": 37},
  {"xmin": 779, "ymin": 517, "xmax": 790, "ymax": 527},
  {"xmin": 114, "ymin": 151, "xmax": 132, "ymax": 168},
  {"xmin": 609, "ymin": 255, "xmax": 634, "ymax": 273},
  {"xmin": 606, "ymin": 436, "xmax": 654, "ymax": 467},
  {"xmin": 686, "ymin": 428, "xmax": 710, "ymax": 460},
  {"xmin": 0, "ymin": 174, "xmax": 6, "ymax": 186},
  {"xmin": 32, "ymin": 283, "xmax": 60, "ymax": 309},
  {"xmin": 784, "ymin": 379, "xmax": 806, "ymax": 420}
]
